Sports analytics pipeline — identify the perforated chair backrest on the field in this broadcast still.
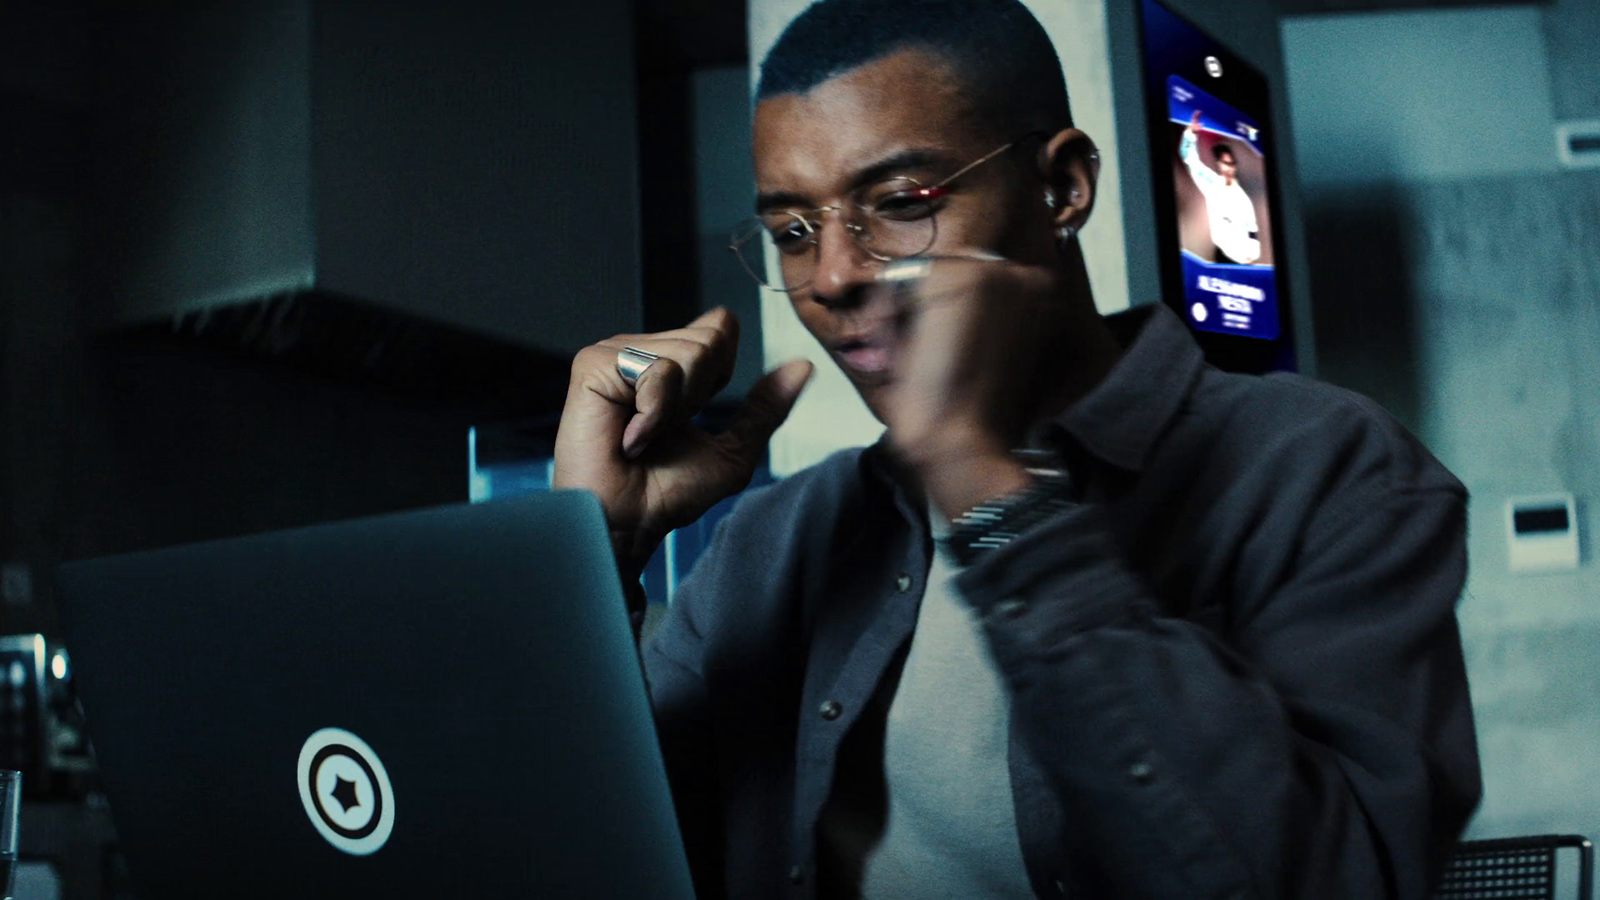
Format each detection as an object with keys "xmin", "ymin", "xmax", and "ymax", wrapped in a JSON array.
[{"xmin": 1435, "ymin": 835, "xmax": 1593, "ymax": 900}]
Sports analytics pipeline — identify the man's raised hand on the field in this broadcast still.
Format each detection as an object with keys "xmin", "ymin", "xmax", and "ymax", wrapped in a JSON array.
[{"xmin": 552, "ymin": 307, "xmax": 813, "ymax": 580}]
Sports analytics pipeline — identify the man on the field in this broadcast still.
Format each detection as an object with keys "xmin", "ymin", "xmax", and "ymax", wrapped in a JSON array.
[
  {"xmin": 552, "ymin": 0, "xmax": 1480, "ymax": 897},
  {"xmin": 1181, "ymin": 109, "xmax": 1262, "ymax": 264}
]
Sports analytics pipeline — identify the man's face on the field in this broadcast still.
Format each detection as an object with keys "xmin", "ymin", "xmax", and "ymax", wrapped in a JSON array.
[
  {"xmin": 1215, "ymin": 150, "xmax": 1237, "ymax": 182},
  {"xmin": 752, "ymin": 49, "xmax": 1055, "ymax": 421}
]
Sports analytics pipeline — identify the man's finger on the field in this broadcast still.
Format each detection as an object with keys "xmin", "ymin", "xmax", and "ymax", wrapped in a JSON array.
[
  {"xmin": 688, "ymin": 306, "xmax": 740, "ymax": 345},
  {"xmin": 623, "ymin": 356, "xmax": 686, "ymax": 458},
  {"xmin": 869, "ymin": 250, "xmax": 1017, "ymax": 319},
  {"xmin": 720, "ymin": 360, "xmax": 814, "ymax": 466},
  {"xmin": 681, "ymin": 310, "xmax": 741, "ymax": 394},
  {"xmin": 595, "ymin": 334, "xmax": 732, "ymax": 419},
  {"xmin": 600, "ymin": 324, "xmax": 738, "ymax": 403}
]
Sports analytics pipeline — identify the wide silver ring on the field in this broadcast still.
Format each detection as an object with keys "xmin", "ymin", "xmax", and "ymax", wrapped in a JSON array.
[{"xmin": 616, "ymin": 346, "xmax": 660, "ymax": 386}]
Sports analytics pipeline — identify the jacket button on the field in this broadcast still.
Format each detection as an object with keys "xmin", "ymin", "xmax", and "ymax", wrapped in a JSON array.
[
  {"xmin": 1129, "ymin": 761, "xmax": 1154, "ymax": 784},
  {"xmin": 896, "ymin": 573, "xmax": 912, "ymax": 592},
  {"xmin": 789, "ymin": 864, "xmax": 805, "ymax": 885},
  {"xmin": 819, "ymin": 699, "xmax": 843, "ymax": 720}
]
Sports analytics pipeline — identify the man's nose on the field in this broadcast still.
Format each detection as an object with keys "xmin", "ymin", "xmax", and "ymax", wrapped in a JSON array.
[{"xmin": 808, "ymin": 216, "xmax": 878, "ymax": 310}]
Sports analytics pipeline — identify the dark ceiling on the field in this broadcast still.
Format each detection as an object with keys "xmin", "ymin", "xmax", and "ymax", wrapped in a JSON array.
[
  {"xmin": 636, "ymin": 0, "xmax": 747, "ymax": 68},
  {"xmin": 634, "ymin": 0, "xmax": 1543, "ymax": 68}
]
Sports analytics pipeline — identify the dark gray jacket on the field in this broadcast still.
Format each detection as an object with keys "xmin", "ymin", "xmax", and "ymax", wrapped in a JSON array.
[{"xmin": 642, "ymin": 305, "xmax": 1480, "ymax": 899}]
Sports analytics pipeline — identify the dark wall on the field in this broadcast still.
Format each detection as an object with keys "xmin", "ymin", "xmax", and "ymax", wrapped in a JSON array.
[
  {"xmin": 91, "ymin": 1, "xmax": 314, "ymax": 324},
  {"xmin": 1, "ymin": 3, "xmax": 467, "ymax": 640},
  {"xmin": 90, "ymin": 0, "xmax": 643, "ymax": 356},
  {"xmin": 313, "ymin": 0, "xmax": 643, "ymax": 352}
]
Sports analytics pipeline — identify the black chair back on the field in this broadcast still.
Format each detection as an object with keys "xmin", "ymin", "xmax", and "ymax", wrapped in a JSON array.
[{"xmin": 1435, "ymin": 834, "xmax": 1593, "ymax": 900}]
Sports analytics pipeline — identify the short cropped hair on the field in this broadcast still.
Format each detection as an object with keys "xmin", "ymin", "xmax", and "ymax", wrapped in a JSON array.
[
  {"xmin": 1212, "ymin": 142, "xmax": 1236, "ymax": 163},
  {"xmin": 757, "ymin": 0, "xmax": 1073, "ymax": 138}
]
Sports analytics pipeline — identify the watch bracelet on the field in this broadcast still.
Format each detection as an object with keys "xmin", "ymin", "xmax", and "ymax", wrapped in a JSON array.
[{"xmin": 943, "ymin": 469, "xmax": 1074, "ymax": 567}]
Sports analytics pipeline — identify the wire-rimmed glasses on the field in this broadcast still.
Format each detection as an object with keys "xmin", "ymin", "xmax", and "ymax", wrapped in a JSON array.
[{"xmin": 729, "ymin": 138, "xmax": 1028, "ymax": 293}]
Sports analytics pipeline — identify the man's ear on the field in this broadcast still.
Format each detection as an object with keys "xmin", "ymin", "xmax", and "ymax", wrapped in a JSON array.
[{"xmin": 1038, "ymin": 128, "xmax": 1100, "ymax": 234}]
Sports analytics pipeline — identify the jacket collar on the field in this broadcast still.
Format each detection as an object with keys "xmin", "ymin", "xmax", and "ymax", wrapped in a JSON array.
[{"xmin": 1044, "ymin": 303, "xmax": 1206, "ymax": 473}]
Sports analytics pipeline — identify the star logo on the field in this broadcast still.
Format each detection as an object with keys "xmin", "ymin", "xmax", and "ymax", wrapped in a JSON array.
[
  {"xmin": 329, "ymin": 775, "xmax": 362, "ymax": 813},
  {"xmin": 297, "ymin": 728, "xmax": 396, "ymax": 856}
]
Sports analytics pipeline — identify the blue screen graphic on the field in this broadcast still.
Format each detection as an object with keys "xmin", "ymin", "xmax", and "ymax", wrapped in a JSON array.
[
  {"xmin": 1167, "ymin": 77, "xmax": 1278, "ymax": 340},
  {"xmin": 1143, "ymin": 0, "xmax": 1282, "ymax": 345},
  {"xmin": 1168, "ymin": 76, "xmax": 1278, "ymax": 340}
]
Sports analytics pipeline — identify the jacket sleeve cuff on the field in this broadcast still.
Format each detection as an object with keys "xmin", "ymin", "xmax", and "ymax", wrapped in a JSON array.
[{"xmin": 953, "ymin": 503, "xmax": 1148, "ymax": 644}]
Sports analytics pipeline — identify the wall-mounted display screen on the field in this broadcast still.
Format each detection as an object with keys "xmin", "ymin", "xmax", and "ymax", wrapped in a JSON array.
[
  {"xmin": 1140, "ymin": 0, "xmax": 1293, "ymax": 370},
  {"xmin": 1167, "ymin": 75, "xmax": 1277, "ymax": 338}
]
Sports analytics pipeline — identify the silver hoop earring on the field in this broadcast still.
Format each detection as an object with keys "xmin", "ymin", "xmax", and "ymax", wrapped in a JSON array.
[{"xmin": 1043, "ymin": 189, "xmax": 1057, "ymax": 210}]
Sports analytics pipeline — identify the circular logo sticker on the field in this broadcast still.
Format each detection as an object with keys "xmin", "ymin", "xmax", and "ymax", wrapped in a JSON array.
[{"xmin": 297, "ymin": 728, "xmax": 396, "ymax": 855}]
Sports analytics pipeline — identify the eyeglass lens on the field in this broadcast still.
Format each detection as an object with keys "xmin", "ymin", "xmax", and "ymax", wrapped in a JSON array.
[{"xmin": 731, "ymin": 177, "xmax": 940, "ymax": 291}]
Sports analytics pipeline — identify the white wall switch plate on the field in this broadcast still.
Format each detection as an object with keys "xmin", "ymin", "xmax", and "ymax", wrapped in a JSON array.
[{"xmin": 1506, "ymin": 493, "xmax": 1580, "ymax": 573}]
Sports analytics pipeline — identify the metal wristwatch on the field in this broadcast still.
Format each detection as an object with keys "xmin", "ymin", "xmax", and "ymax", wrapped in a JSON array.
[{"xmin": 942, "ymin": 458, "xmax": 1075, "ymax": 568}]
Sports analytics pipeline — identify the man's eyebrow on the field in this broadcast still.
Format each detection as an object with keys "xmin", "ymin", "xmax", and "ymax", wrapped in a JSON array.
[
  {"xmin": 754, "ymin": 147, "xmax": 954, "ymax": 215},
  {"xmin": 848, "ymin": 147, "xmax": 950, "ymax": 190},
  {"xmin": 755, "ymin": 190, "xmax": 811, "ymax": 215}
]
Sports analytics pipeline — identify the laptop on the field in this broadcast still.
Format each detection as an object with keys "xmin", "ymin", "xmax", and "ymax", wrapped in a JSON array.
[{"xmin": 56, "ymin": 492, "xmax": 695, "ymax": 899}]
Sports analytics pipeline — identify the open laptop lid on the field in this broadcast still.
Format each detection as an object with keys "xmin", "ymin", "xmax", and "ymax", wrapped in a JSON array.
[{"xmin": 57, "ymin": 491, "xmax": 692, "ymax": 899}]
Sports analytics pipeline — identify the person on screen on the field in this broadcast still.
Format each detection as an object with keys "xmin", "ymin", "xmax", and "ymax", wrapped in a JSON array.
[
  {"xmin": 1180, "ymin": 109, "xmax": 1262, "ymax": 264},
  {"xmin": 551, "ymin": 0, "xmax": 1479, "ymax": 897}
]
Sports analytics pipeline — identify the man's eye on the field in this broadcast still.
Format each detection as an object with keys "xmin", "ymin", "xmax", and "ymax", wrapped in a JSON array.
[
  {"xmin": 767, "ymin": 220, "xmax": 813, "ymax": 250},
  {"xmin": 872, "ymin": 190, "xmax": 938, "ymax": 221}
]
